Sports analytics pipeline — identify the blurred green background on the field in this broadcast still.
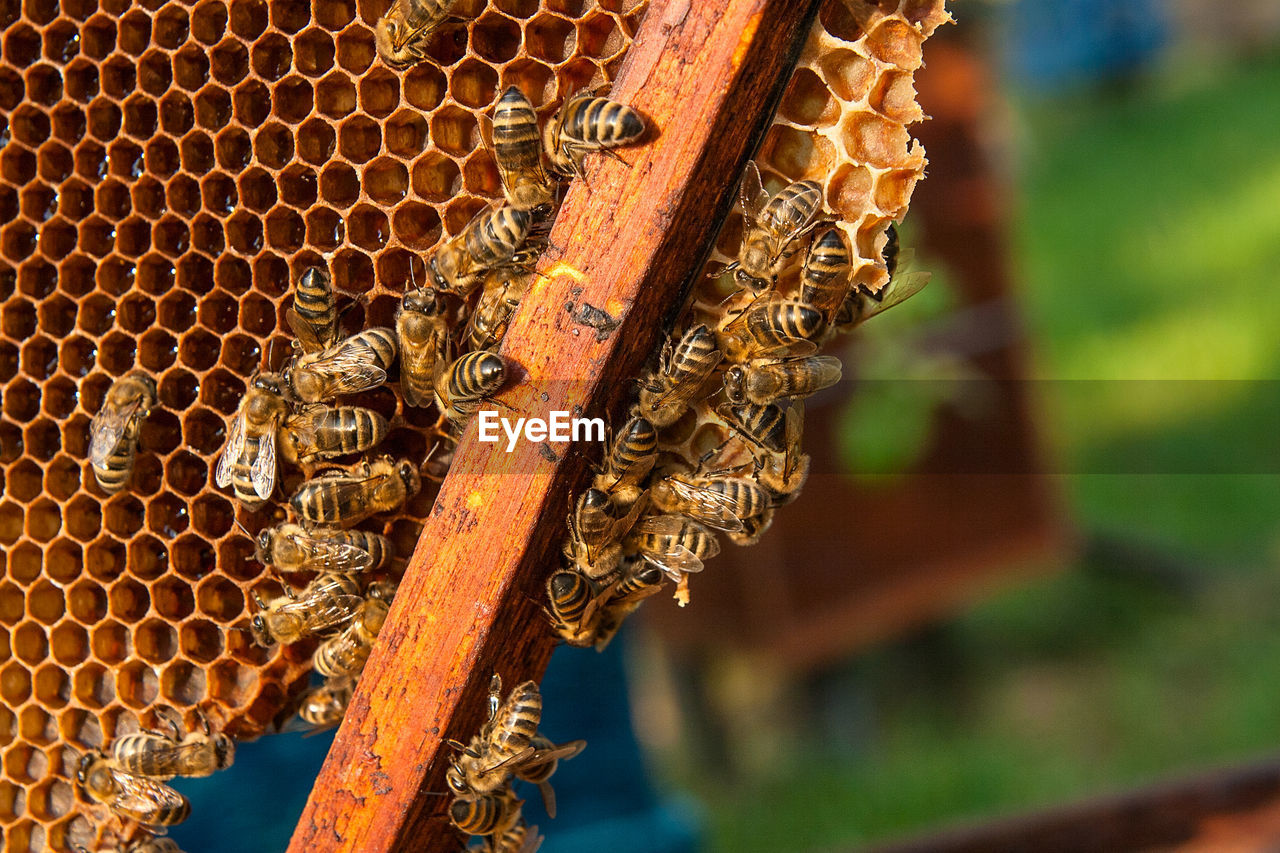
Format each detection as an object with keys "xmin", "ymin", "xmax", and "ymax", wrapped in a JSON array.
[{"xmin": 669, "ymin": 8, "xmax": 1280, "ymax": 852}]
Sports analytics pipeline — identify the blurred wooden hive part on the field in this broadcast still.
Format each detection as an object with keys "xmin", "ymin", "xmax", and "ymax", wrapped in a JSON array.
[
  {"xmin": 0, "ymin": 0, "xmax": 646, "ymax": 849},
  {"xmin": 0, "ymin": 0, "xmax": 949, "ymax": 849}
]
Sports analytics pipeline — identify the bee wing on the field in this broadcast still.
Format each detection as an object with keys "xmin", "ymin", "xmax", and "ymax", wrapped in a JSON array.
[
  {"xmin": 859, "ymin": 270, "xmax": 932, "ymax": 322},
  {"xmin": 250, "ymin": 431, "xmax": 278, "ymax": 500},
  {"xmin": 750, "ymin": 339, "xmax": 818, "ymax": 360},
  {"xmin": 633, "ymin": 516, "xmax": 710, "ymax": 581},
  {"xmin": 214, "ymin": 411, "xmax": 246, "ymax": 488},
  {"xmin": 282, "ymin": 594, "xmax": 365, "ymax": 635},
  {"xmin": 738, "ymin": 160, "xmax": 767, "ymax": 223},
  {"xmin": 663, "ymin": 479, "xmax": 745, "ymax": 534},
  {"xmin": 786, "ymin": 399, "xmax": 805, "ymax": 446},
  {"xmin": 291, "ymin": 529, "xmax": 375, "ymax": 574},
  {"xmin": 108, "ymin": 767, "xmax": 189, "ymax": 821},
  {"xmin": 607, "ymin": 496, "xmax": 647, "ymax": 541},
  {"xmin": 526, "ymin": 739, "xmax": 586, "ymax": 767},
  {"xmin": 613, "ymin": 454, "xmax": 655, "ymax": 491},
  {"xmin": 88, "ymin": 396, "xmax": 143, "ymax": 466},
  {"xmin": 518, "ymin": 827, "xmax": 545, "ymax": 853},
  {"xmin": 308, "ymin": 468, "xmax": 396, "ymax": 515},
  {"xmin": 307, "ymin": 348, "xmax": 390, "ymax": 399}
]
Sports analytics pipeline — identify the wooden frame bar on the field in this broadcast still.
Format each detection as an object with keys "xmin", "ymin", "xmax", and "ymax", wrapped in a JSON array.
[{"xmin": 288, "ymin": 0, "xmax": 822, "ymax": 848}]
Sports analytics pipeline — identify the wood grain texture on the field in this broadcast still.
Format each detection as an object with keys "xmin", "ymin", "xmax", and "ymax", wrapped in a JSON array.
[{"xmin": 287, "ymin": 0, "xmax": 821, "ymax": 849}]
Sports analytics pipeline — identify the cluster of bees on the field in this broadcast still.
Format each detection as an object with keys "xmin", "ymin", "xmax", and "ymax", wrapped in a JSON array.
[
  {"xmin": 446, "ymin": 677, "xmax": 585, "ymax": 852},
  {"xmin": 79, "ymin": 0, "xmax": 648, "ymax": 845},
  {"xmin": 546, "ymin": 161, "xmax": 928, "ymax": 648}
]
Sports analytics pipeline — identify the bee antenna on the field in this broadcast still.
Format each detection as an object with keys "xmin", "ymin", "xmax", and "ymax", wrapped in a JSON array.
[
  {"xmin": 235, "ymin": 517, "xmax": 255, "ymax": 538},
  {"xmin": 267, "ymin": 337, "xmax": 283, "ymax": 372}
]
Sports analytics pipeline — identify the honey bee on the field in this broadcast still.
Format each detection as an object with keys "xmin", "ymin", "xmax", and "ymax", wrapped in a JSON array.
[
  {"xmin": 722, "ymin": 355, "xmax": 843, "ymax": 406},
  {"xmin": 609, "ymin": 562, "xmax": 667, "ymax": 607},
  {"xmin": 650, "ymin": 473, "xmax": 771, "ymax": 533},
  {"xmin": 76, "ymin": 751, "xmax": 191, "ymax": 827},
  {"xmin": 286, "ymin": 266, "xmax": 340, "ymax": 354},
  {"xmin": 290, "ymin": 455, "xmax": 423, "ymax": 529},
  {"xmin": 471, "ymin": 820, "xmax": 543, "ymax": 853},
  {"xmin": 465, "ymin": 273, "xmax": 528, "ymax": 353},
  {"xmin": 428, "ymin": 205, "xmax": 532, "ymax": 295},
  {"xmin": 450, "ymin": 787, "xmax": 523, "ymax": 838},
  {"xmin": 717, "ymin": 297, "xmax": 823, "ymax": 362},
  {"xmin": 636, "ymin": 324, "xmax": 723, "ymax": 428},
  {"xmin": 112, "ymin": 707, "xmax": 234, "ymax": 779},
  {"xmin": 799, "ymin": 226, "xmax": 851, "ymax": 320},
  {"xmin": 215, "ymin": 372, "xmax": 291, "ymax": 509},
  {"xmin": 435, "ymin": 351, "xmax": 507, "ymax": 429},
  {"xmin": 255, "ymin": 523, "xmax": 393, "ymax": 575},
  {"xmin": 747, "ymin": 397, "xmax": 808, "ymax": 499},
  {"xmin": 591, "ymin": 563, "xmax": 666, "ymax": 650},
  {"xmin": 248, "ymin": 573, "xmax": 363, "ymax": 646},
  {"xmin": 374, "ymin": 0, "xmax": 461, "ymax": 69},
  {"xmin": 592, "ymin": 415, "xmax": 657, "ymax": 508},
  {"xmin": 313, "ymin": 595, "xmax": 389, "ymax": 680},
  {"xmin": 727, "ymin": 161, "xmax": 824, "ymax": 290},
  {"xmin": 281, "ymin": 405, "xmax": 390, "ymax": 466},
  {"xmin": 447, "ymin": 676, "xmax": 585, "ymax": 818},
  {"xmin": 396, "ymin": 286, "xmax": 450, "ymax": 408},
  {"xmin": 563, "ymin": 488, "xmax": 643, "ymax": 582},
  {"xmin": 285, "ymin": 328, "xmax": 398, "ymax": 404},
  {"xmin": 834, "ymin": 223, "xmax": 930, "ymax": 328},
  {"xmin": 485, "ymin": 86, "xmax": 554, "ymax": 213},
  {"xmin": 627, "ymin": 515, "xmax": 719, "ymax": 586},
  {"xmin": 89, "ymin": 370, "xmax": 157, "ymax": 494},
  {"xmin": 716, "ymin": 401, "xmax": 788, "ymax": 455},
  {"xmin": 292, "ymin": 678, "xmax": 353, "ymax": 732},
  {"xmin": 546, "ymin": 569, "xmax": 601, "ymax": 647},
  {"xmin": 726, "ymin": 507, "xmax": 775, "ymax": 547},
  {"xmin": 544, "ymin": 91, "xmax": 646, "ymax": 180}
]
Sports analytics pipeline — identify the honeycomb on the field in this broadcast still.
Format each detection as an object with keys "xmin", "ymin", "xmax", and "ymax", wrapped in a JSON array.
[{"xmin": 0, "ymin": 0, "xmax": 646, "ymax": 848}]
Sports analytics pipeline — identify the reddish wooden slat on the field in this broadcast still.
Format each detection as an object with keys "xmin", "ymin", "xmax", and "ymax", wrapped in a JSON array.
[{"xmin": 287, "ymin": 0, "xmax": 822, "ymax": 849}]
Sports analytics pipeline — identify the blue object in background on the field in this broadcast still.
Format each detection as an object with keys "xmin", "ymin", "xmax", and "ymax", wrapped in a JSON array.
[
  {"xmin": 1005, "ymin": 0, "xmax": 1169, "ymax": 92},
  {"xmin": 165, "ymin": 625, "xmax": 700, "ymax": 852},
  {"xmin": 524, "ymin": 627, "xmax": 703, "ymax": 853}
]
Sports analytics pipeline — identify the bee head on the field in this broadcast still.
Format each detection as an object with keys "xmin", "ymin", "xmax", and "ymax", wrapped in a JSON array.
[
  {"xmin": 255, "ymin": 529, "xmax": 275, "ymax": 563},
  {"xmin": 428, "ymin": 251, "xmax": 456, "ymax": 291},
  {"xmin": 445, "ymin": 765, "xmax": 469, "ymax": 797},
  {"xmin": 722, "ymin": 366, "xmax": 747, "ymax": 404},
  {"xmin": 213, "ymin": 733, "xmax": 235, "ymax": 769},
  {"xmin": 75, "ymin": 751, "xmax": 94, "ymax": 786},
  {"xmin": 734, "ymin": 267, "xmax": 768, "ymax": 291},
  {"xmin": 373, "ymin": 18, "xmax": 414, "ymax": 69},
  {"xmin": 252, "ymin": 372, "xmax": 285, "ymax": 394},
  {"xmin": 249, "ymin": 613, "xmax": 272, "ymax": 646},
  {"xmin": 402, "ymin": 288, "xmax": 438, "ymax": 315},
  {"xmin": 398, "ymin": 460, "xmax": 422, "ymax": 498}
]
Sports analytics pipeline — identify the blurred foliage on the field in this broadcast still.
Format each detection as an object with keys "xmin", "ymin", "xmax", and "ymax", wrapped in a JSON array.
[{"xmin": 693, "ymin": 47, "xmax": 1280, "ymax": 853}]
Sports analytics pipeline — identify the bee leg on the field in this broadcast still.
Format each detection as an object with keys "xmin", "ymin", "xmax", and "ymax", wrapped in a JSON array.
[
  {"xmin": 196, "ymin": 706, "xmax": 212, "ymax": 736},
  {"xmin": 599, "ymin": 147, "xmax": 634, "ymax": 169},
  {"xmin": 249, "ymin": 589, "xmax": 269, "ymax": 611}
]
